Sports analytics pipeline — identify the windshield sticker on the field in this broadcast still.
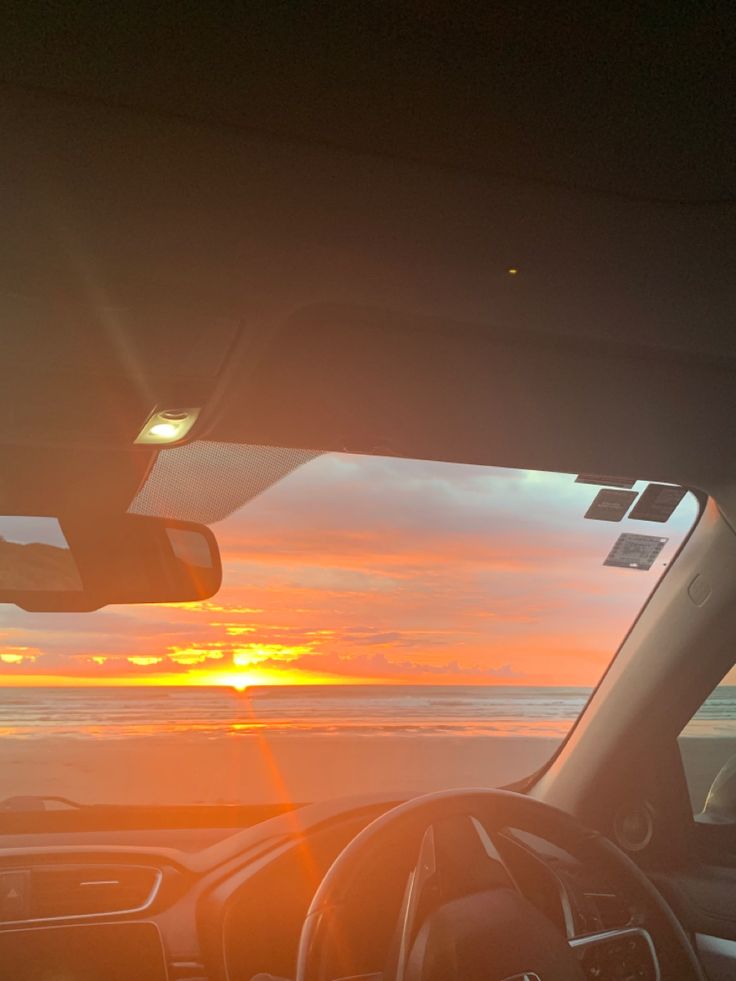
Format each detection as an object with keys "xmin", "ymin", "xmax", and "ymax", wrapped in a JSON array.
[
  {"xmin": 575, "ymin": 474, "xmax": 636, "ymax": 488},
  {"xmin": 628, "ymin": 483, "xmax": 687, "ymax": 523},
  {"xmin": 584, "ymin": 488, "xmax": 638, "ymax": 522},
  {"xmin": 604, "ymin": 533, "xmax": 668, "ymax": 570}
]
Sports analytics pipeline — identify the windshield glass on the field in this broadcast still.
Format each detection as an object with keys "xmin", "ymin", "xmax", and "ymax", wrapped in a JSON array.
[{"xmin": 0, "ymin": 451, "xmax": 700, "ymax": 807}]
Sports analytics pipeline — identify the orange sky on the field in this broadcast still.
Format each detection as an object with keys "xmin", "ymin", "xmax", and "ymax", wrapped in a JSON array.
[{"xmin": 0, "ymin": 455, "xmax": 698, "ymax": 687}]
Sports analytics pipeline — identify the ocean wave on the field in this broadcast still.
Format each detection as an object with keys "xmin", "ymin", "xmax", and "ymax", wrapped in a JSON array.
[{"xmin": 9, "ymin": 685, "xmax": 728, "ymax": 738}]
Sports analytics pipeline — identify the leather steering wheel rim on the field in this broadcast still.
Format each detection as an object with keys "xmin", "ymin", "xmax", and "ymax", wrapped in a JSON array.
[{"xmin": 296, "ymin": 788, "xmax": 705, "ymax": 981}]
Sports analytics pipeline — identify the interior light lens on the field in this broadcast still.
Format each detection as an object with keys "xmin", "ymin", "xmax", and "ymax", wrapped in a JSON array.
[
  {"xmin": 135, "ymin": 408, "xmax": 201, "ymax": 445},
  {"xmin": 148, "ymin": 422, "xmax": 179, "ymax": 439}
]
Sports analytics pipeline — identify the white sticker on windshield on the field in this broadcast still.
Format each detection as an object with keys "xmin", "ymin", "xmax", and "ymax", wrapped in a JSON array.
[{"xmin": 604, "ymin": 533, "xmax": 668, "ymax": 571}]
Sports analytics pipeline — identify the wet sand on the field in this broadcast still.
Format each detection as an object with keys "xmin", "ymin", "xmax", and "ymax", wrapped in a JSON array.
[
  {"xmin": 2, "ymin": 734, "xmax": 733, "ymax": 810},
  {"xmin": 0, "ymin": 734, "xmax": 559, "ymax": 806}
]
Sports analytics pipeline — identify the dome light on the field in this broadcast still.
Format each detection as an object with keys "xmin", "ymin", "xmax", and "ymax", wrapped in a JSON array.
[
  {"xmin": 135, "ymin": 408, "xmax": 201, "ymax": 445},
  {"xmin": 148, "ymin": 422, "xmax": 179, "ymax": 439}
]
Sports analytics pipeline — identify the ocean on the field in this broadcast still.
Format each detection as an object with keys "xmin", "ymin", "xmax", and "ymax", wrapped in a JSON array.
[
  {"xmin": 0, "ymin": 685, "xmax": 593, "ymax": 740},
  {"xmin": 0, "ymin": 685, "xmax": 732, "ymax": 741}
]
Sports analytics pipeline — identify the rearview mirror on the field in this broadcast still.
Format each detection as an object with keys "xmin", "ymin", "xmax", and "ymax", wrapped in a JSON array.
[{"xmin": 0, "ymin": 514, "xmax": 221, "ymax": 611}]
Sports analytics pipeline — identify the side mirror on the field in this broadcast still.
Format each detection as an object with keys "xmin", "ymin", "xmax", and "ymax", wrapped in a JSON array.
[
  {"xmin": 0, "ymin": 514, "xmax": 222, "ymax": 611},
  {"xmin": 699, "ymin": 754, "xmax": 736, "ymax": 824}
]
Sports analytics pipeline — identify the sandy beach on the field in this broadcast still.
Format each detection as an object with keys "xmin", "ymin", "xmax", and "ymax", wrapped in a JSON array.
[
  {"xmin": 1, "ymin": 735, "xmax": 733, "ymax": 811},
  {"xmin": 0, "ymin": 734, "xmax": 561, "ymax": 806},
  {"xmin": 1, "ymin": 685, "xmax": 733, "ymax": 813}
]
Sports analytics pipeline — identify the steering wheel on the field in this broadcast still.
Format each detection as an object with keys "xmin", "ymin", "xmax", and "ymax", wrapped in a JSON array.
[{"xmin": 295, "ymin": 789, "xmax": 705, "ymax": 981}]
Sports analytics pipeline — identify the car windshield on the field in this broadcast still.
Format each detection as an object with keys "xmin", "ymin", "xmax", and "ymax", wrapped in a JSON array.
[{"xmin": 0, "ymin": 449, "xmax": 700, "ymax": 807}]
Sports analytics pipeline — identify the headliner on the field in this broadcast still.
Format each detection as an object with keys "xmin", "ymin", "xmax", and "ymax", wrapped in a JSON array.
[
  {"xmin": 1, "ymin": 4, "xmax": 734, "ymax": 203},
  {"xmin": 0, "ymin": 7, "xmax": 734, "ymax": 515}
]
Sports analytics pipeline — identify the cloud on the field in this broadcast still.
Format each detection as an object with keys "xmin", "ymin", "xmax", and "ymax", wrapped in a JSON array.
[
  {"xmin": 255, "ymin": 649, "xmax": 524, "ymax": 681},
  {"xmin": 0, "ymin": 652, "xmax": 36, "ymax": 664}
]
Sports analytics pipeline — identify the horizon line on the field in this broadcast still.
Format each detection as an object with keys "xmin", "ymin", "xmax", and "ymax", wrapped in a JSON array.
[{"xmin": 0, "ymin": 681, "xmax": 596, "ymax": 689}]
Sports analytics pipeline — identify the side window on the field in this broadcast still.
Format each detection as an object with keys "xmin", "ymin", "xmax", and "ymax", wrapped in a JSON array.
[{"xmin": 679, "ymin": 679, "xmax": 736, "ymax": 823}]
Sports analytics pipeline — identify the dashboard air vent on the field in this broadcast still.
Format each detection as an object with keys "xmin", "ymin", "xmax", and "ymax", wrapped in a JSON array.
[{"xmin": 25, "ymin": 865, "xmax": 160, "ymax": 920}]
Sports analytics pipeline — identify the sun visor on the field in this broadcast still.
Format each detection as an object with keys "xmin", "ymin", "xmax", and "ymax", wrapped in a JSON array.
[
  {"xmin": 0, "ymin": 292, "xmax": 241, "ymax": 449},
  {"xmin": 0, "ymin": 445, "xmax": 153, "ymax": 517},
  {"xmin": 204, "ymin": 304, "xmax": 736, "ymax": 490}
]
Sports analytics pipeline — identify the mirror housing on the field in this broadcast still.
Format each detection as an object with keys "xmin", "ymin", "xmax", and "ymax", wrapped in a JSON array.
[
  {"xmin": 0, "ymin": 514, "xmax": 222, "ymax": 611},
  {"xmin": 699, "ymin": 754, "xmax": 736, "ymax": 825}
]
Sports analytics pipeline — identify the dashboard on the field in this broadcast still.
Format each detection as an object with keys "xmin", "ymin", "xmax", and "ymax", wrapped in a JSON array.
[{"xmin": 0, "ymin": 797, "xmax": 656, "ymax": 981}]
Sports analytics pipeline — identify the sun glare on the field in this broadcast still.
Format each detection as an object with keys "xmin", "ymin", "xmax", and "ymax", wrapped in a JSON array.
[{"xmin": 201, "ymin": 668, "xmax": 352, "ymax": 690}]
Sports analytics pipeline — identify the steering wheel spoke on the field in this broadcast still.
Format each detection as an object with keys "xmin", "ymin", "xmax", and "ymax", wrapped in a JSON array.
[{"xmin": 390, "ymin": 824, "xmax": 437, "ymax": 981}]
